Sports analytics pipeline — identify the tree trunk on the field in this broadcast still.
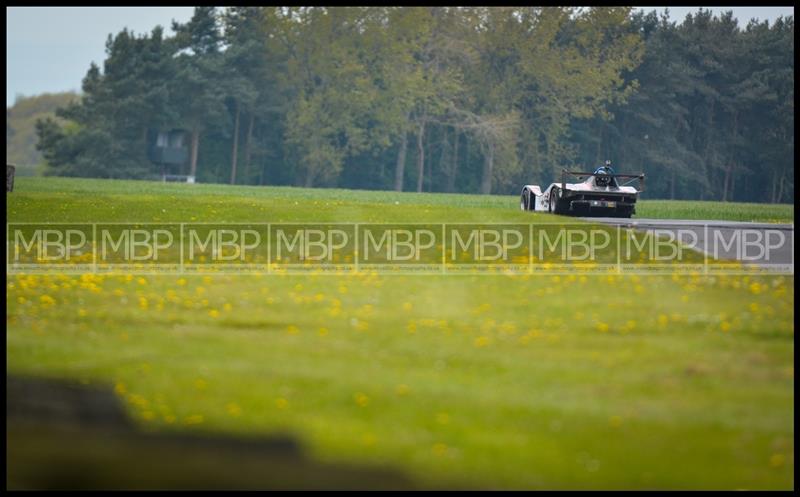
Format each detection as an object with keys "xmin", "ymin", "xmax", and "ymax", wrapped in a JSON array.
[
  {"xmin": 447, "ymin": 130, "xmax": 459, "ymax": 193},
  {"xmin": 416, "ymin": 121, "xmax": 425, "ymax": 193},
  {"xmin": 437, "ymin": 128, "xmax": 448, "ymax": 188},
  {"xmin": 230, "ymin": 102, "xmax": 240, "ymax": 185},
  {"xmin": 722, "ymin": 164, "xmax": 732, "ymax": 202},
  {"xmin": 594, "ymin": 120, "xmax": 602, "ymax": 165},
  {"xmin": 244, "ymin": 113, "xmax": 255, "ymax": 184},
  {"xmin": 776, "ymin": 170, "xmax": 786, "ymax": 204},
  {"xmin": 480, "ymin": 142, "xmax": 494, "ymax": 195},
  {"xmin": 189, "ymin": 128, "xmax": 200, "ymax": 179},
  {"xmin": 771, "ymin": 171, "xmax": 778, "ymax": 204},
  {"xmin": 670, "ymin": 169, "xmax": 676, "ymax": 200},
  {"xmin": 394, "ymin": 132, "xmax": 408, "ymax": 191}
]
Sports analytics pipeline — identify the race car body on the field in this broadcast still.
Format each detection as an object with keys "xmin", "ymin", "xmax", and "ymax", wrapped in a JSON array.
[{"xmin": 520, "ymin": 164, "xmax": 644, "ymax": 218}]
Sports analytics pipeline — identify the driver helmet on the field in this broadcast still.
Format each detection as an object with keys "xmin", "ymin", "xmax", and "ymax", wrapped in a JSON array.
[{"xmin": 594, "ymin": 160, "xmax": 615, "ymax": 176}]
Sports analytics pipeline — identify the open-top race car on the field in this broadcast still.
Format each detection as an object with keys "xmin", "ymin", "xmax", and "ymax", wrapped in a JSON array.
[{"xmin": 520, "ymin": 161, "xmax": 645, "ymax": 218}]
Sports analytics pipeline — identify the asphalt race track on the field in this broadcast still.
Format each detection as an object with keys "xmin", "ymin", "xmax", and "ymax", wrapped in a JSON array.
[{"xmin": 585, "ymin": 218, "xmax": 794, "ymax": 271}]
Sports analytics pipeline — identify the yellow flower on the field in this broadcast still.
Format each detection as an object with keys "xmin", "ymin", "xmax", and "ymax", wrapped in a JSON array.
[
  {"xmin": 184, "ymin": 414, "xmax": 204, "ymax": 425},
  {"xmin": 432, "ymin": 443, "xmax": 448, "ymax": 456},
  {"xmin": 354, "ymin": 393, "xmax": 370, "ymax": 407},
  {"xmin": 720, "ymin": 321, "xmax": 731, "ymax": 332},
  {"xmin": 208, "ymin": 309, "xmax": 220, "ymax": 318},
  {"xmin": 275, "ymin": 397, "xmax": 289, "ymax": 409},
  {"xmin": 595, "ymin": 322, "xmax": 610, "ymax": 333},
  {"xmin": 474, "ymin": 336, "xmax": 490, "ymax": 348},
  {"xmin": 226, "ymin": 403, "xmax": 242, "ymax": 417},
  {"xmin": 39, "ymin": 295, "xmax": 55, "ymax": 306},
  {"xmin": 286, "ymin": 325, "xmax": 299, "ymax": 335},
  {"xmin": 402, "ymin": 302, "xmax": 413, "ymax": 311},
  {"xmin": 770, "ymin": 453, "xmax": 785, "ymax": 468},
  {"xmin": 318, "ymin": 327, "xmax": 329, "ymax": 337},
  {"xmin": 127, "ymin": 393, "xmax": 148, "ymax": 408}
]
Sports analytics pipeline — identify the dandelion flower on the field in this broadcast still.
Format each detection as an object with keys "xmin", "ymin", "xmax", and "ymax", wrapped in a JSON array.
[
  {"xmin": 226, "ymin": 403, "xmax": 242, "ymax": 417},
  {"xmin": 184, "ymin": 414, "xmax": 204, "ymax": 425},
  {"xmin": 354, "ymin": 393, "xmax": 370, "ymax": 407}
]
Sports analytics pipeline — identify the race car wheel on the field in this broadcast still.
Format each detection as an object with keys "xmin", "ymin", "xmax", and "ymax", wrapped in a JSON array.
[{"xmin": 549, "ymin": 187, "xmax": 559, "ymax": 214}]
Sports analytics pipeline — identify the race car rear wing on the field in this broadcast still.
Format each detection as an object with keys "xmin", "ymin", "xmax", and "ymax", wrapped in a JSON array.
[{"xmin": 561, "ymin": 169, "xmax": 645, "ymax": 192}]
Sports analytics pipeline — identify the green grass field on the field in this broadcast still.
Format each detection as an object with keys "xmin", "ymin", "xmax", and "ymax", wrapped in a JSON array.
[
  {"xmin": 8, "ymin": 177, "xmax": 794, "ymax": 223},
  {"xmin": 6, "ymin": 177, "xmax": 795, "ymax": 489}
]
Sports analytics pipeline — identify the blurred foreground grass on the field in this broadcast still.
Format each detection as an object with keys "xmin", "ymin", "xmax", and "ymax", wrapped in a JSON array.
[{"xmin": 5, "ymin": 177, "xmax": 795, "ymax": 489}]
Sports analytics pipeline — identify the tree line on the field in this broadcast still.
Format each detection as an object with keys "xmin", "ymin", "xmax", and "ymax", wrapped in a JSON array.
[
  {"xmin": 7, "ymin": 92, "xmax": 78, "ymax": 175},
  {"xmin": 35, "ymin": 7, "xmax": 794, "ymax": 203}
]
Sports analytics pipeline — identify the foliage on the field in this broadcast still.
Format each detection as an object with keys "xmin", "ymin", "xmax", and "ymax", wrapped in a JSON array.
[
  {"xmin": 33, "ymin": 7, "xmax": 793, "ymax": 202},
  {"xmin": 6, "ymin": 92, "xmax": 78, "ymax": 174}
]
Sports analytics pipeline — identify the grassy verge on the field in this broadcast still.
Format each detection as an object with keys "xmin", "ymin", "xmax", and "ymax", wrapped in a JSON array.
[
  {"xmin": 6, "ymin": 177, "xmax": 795, "ymax": 489},
  {"xmin": 635, "ymin": 199, "xmax": 794, "ymax": 223},
  {"xmin": 9, "ymin": 177, "xmax": 794, "ymax": 223}
]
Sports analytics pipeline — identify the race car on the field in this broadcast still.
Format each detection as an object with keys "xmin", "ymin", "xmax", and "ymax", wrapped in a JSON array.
[{"xmin": 519, "ymin": 161, "xmax": 645, "ymax": 218}]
